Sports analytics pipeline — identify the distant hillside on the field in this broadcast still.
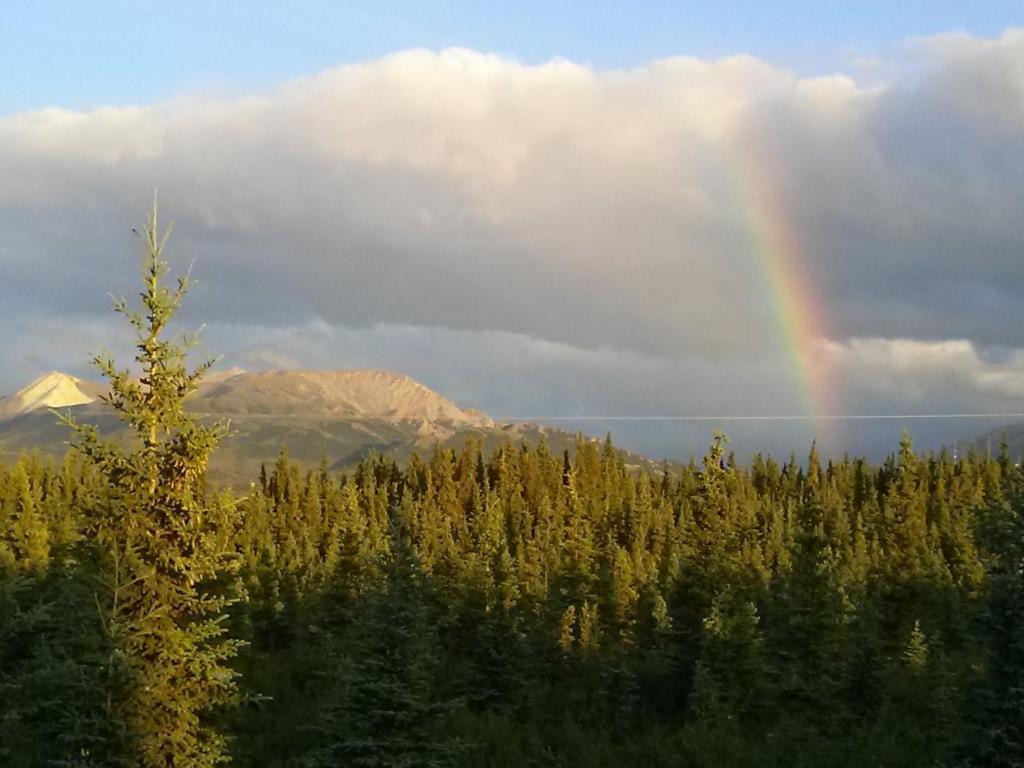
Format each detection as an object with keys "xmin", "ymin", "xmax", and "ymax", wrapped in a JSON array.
[
  {"xmin": 967, "ymin": 421, "xmax": 1024, "ymax": 461},
  {"xmin": 0, "ymin": 369, "xmax": 659, "ymax": 484}
]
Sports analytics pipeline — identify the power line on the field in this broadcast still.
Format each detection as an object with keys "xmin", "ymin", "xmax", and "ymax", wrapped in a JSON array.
[{"xmin": 496, "ymin": 414, "xmax": 1024, "ymax": 422}]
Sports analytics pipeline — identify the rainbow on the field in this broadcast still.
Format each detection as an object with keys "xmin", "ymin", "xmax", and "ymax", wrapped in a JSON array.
[{"xmin": 725, "ymin": 128, "xmax": 835, "ymax": 428}]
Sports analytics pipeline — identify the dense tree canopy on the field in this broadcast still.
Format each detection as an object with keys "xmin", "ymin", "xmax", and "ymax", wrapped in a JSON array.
[{"xmin": 2, "ymin": 428, "xmax": 1023, "ymax": 766}]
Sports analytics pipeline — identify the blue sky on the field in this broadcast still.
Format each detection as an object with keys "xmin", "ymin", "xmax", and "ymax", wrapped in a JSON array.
[{"xmin": 3, "ymin": 1, "xmax": 1021, "ymax": 115}]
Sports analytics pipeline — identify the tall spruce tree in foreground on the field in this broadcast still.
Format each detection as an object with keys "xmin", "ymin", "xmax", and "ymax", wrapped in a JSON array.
[{"xmin": 66, "ymin": 200, "xmax": 242, "ymax": 766}]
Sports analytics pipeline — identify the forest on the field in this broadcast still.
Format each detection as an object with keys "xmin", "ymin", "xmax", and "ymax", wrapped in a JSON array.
[
  {"xmin": 3, "ymin": 425, "xmax": 1024, "ymax": 766},
  {"xmin": 2, "ymin": 211, "xmax": 1023, "ymax": 767}
]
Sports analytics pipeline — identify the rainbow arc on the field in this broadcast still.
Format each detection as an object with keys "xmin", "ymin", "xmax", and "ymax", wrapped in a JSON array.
[{"xmin": 727, "ymin": 122, "xmax": 834, "ymax": 428}]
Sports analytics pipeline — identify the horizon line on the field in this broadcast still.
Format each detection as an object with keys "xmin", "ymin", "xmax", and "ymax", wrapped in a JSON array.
[{"xmin": 496, "ymin": 413, "xmax": 1024, "ymax": 422}]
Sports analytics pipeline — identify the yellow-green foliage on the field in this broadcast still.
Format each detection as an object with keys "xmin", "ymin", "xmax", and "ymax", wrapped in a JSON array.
[{"xmin": 63, "ymin": 201, "xmax": 243, "ymax": 768}]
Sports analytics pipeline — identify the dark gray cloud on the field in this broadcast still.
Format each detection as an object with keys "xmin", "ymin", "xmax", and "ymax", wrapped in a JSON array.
[{"xmin": 2, "ymin": 36, "xmax": 1023, "ymax": 459}]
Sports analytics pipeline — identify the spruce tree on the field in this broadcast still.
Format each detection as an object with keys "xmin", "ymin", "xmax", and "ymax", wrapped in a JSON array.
[
  {"xmin": 961, "ymin": 475, "xmax": 1024, "ymax": 768},
  {"xmin": 309, "ymin": 525, "xmax": 463, "ymax": 767},
  {"xmin": 65, "ymin": 199, "xmax": 243, "ymax": 767},
  {"xmin": 691, "ymin": 588, "xmax": 766, "ymax": 725},
  {"xmin": 0, "ymin": 461, "xmax": 51, "ymax": 573}
]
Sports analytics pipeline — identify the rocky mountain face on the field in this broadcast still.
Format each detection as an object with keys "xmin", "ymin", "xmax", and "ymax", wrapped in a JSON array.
[
  {"xmin": 194, "ymin": 369, "xmax": 493, "ymax": 432},
  {"xmin": 0, "ymin": 368, "xmax": 629, "ymax": 484}
]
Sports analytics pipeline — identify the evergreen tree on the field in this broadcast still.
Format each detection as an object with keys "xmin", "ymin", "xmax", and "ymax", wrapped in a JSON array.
[
  {"xmin": 65, "ymin": 199, "xmax": 243, "ymax": 767},
  {"xmin": 691, "ymin": 588, "xmax": 766, "ymax": 725},
  {"xmin": 960, "ymin": 474, "xmax": 1024, "ymax": 768},
  {"xmin": 309, "ymin": 524, "xmax": 464, "ymax": 767}
]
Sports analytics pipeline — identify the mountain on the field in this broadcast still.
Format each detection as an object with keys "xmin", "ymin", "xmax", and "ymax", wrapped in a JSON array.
[
  {"xmin": 0, "ymin": 368, "xmax": 650, "ymax": 484},
  {"xmin": 0, "ymin": 371, "xmax": 103, "ymax": 420},
  {"xmin": 194, "ymin": 369, "xmax": 493, "ymax": 432},
  {"xmin": 966, "ymin": 421, "xmax": 1024, "ymax": 461}
]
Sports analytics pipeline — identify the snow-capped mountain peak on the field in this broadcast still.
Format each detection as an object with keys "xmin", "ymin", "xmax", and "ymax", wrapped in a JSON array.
[{"xmin": 0, "ymin": 372, "xmax": 99, "ymax": 420}]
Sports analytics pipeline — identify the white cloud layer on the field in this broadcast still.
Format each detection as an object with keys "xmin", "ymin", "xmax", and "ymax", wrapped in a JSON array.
[
  {"xmin": 2, "ymin": 31, "xmax": 1024, "ymax": 457},
  {"xmin": 824, "ymin": 338, "xmax": 1024, "ymax": 408}
]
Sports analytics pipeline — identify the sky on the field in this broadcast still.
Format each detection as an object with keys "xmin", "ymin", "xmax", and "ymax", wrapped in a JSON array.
[
  {"xmin": 2, "ymin": 3, "xmax": 1024, "ymax": 461},
  {"xmin": 5, "ymin": 1, "xmax": 1024, "ymax": 115}
]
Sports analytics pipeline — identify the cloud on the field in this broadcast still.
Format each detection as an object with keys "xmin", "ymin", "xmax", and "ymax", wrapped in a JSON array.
[
  {"xmin": 824, "ymin": 338, "xmax": 1024, "ymax": 409},
  {"xmin": 1, "ymin": 33, "xmax": 1023, "ymax": 458},
  {"xmin": 202, "ymin": 319, "xmax": 796, "ymax": 420}
]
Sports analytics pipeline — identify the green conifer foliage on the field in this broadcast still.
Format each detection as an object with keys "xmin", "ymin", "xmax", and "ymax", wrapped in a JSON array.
[
  {"xmin": 8, "ymin": 462, "xmax": 50, "ymax": 572},
  {"xmin": 310, "ymin": 529, "xmax": 463, "ymax": 767},
  {"xmin": 65, "ymin": 200, "xmax": 243, "ymax": 767},
  {"xmin": 691, "ymin": 588, "xmax": 765, "ymax": 724},
  {"xmin": 962, "ymin": 466, "xmax": 1024, "ymax": 768}
]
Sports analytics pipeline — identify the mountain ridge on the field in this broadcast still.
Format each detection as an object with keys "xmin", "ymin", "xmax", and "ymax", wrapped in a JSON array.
[
  {"xmin": 0, "ymin": 367, "xmax": 651, "ymax": 483},
  {"xmin": 193, "ymin": 369, "xmax": 493, "ymax": 430}
]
